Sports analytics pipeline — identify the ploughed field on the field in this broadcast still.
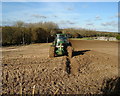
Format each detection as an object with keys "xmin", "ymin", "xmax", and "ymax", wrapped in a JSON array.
[{"xmin": 2, "ymin": 40, "xmax": 120, "ymax": 95}]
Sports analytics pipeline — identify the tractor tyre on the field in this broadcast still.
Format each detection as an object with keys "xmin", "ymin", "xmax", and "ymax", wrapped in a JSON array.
[
  {"xmin": 67, "ymin": 46, "xmax": 73, "ymax": 58},
  {"xmin": 49, "ymin": 46, "xmax": 55, "ymax": 58}
]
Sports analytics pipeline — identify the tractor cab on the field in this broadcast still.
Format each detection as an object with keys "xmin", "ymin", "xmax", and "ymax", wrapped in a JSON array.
[
  {"xmin": 56, "ymin": 34, "xmax": 68, "ymax": 46},
  {"xmin": 49, "ymin": 33, "xmax": 73, "ymax": 57}
]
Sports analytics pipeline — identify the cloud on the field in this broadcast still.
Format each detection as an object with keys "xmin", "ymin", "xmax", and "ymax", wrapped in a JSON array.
[
  {"xmin": 58, "ymin": 21, "xmax": 66, "ymax": 25},
  {"xmin": 85, "ymin": 19, "xmax": 91, "ymax": 22},
  {"xmin": 59, "ymin": 20, "xmax": 75, "ymax": 25},
  {"xmin": 86, "ymin": 23, "xmax": 94, "ymax": 26},
  {"xmin": 85, "ymin": 15, "xmax": 102, "ymax": 22},
  {"xmin": 67, "ymin": 8, "xmax": 74, "ymax": 11},
  {"xmin": 32, "ymin": 14, "xmax": 47, "ymax": 19},
  {"xmin": 101, "ymin": 21, "xmax": 117, "ymax": 27},
  {"xmin": 67, "ymin": 20, "xmax": 75, "ymax": 24},
  {"xmin": 110, "ymin": 13, "xmax": 120, "ymax": 19},
  {"xmin": 52, "ymin": 15, "xmax": 58, "ymax": 18},
  {"xmin": 95, "ymin": 16, "xmax": 102, "ymax": 20},
  {"xmin": 118, "ymin": 13, "xmax": 120, "ymax": 17}
]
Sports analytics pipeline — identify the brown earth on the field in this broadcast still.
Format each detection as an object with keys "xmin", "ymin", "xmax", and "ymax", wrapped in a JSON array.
[{"xmin": 1, "ymin": 40, "xmax": 120, "ymax": 95}]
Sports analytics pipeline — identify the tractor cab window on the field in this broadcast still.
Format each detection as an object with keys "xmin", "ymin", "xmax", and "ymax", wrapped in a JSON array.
[
  {"xmin": 57, "ymin": 35, "xmax": 64, "ymax": 39},
  {"xmin": 55, "ymin": 34, "xmax": 68, "ymax": 46},
  {"xmin": 56, "ymin": 34, "xmax": 67, "ymax": 40}
]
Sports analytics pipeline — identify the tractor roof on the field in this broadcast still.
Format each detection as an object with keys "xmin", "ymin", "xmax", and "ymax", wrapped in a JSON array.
[{"xmin": 56, "ymin": 33, "xmax": 65, "ymax": 35}]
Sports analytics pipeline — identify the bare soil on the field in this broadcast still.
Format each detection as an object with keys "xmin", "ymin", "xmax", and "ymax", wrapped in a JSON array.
[{"xmin": 2, "ymin": 40, "xmax": 119, "ymax": 95}]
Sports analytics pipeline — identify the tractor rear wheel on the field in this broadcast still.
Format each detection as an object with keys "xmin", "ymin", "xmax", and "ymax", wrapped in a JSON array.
[
  {"xmin": 49, "ymin": 46, "xmax": 55, "ymax": 58},
  {"xmin": 67, "ymin": 46, "xmax": 73, "ymax": 58}
]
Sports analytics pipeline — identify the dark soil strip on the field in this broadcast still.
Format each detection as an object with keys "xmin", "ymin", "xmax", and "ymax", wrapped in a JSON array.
[
  {"xmin": 65, "ymin": 57, "xmax": 71, "ymax": 74},
  {"xmin": 101, "ymin": 77, "xmax": 120, "ymax": 96}
]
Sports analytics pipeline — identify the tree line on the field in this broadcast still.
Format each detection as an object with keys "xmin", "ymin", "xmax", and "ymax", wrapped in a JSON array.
[
  {"xmin": 2, "ymin": 21, "xmax": 59, "ymax": 46},
  {"xmin": 62, "ymin": 28, "xmax": 118, "ymax": 38},
  {"xmin": 2, "ymin": 21, "xmax": 119, "ymax": 46}
]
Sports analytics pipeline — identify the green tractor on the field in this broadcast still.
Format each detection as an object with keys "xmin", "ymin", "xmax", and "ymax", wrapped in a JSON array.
[{"xmin": 49, "ymin": 34, "xmax": 73, "ymax": 58}]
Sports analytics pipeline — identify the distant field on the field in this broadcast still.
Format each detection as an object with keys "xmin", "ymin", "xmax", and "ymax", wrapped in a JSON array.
[{"xmin": 69, "ymin": 38, "xmax": 93, "ymax": 40}]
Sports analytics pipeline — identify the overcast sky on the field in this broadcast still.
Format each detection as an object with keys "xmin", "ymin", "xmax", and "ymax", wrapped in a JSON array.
[{"xmin": 2, "ymin": 2, "xmax": 119, "ymax": 32}]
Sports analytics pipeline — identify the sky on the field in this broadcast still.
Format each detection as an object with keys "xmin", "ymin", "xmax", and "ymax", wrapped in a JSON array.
[
  {"xmin": 2, "ymin": 2, "xmax": 119, "ymax": 32},
  {"xmin": 1, "ymin": 0, "xmax": 120, "ymax": 2}
]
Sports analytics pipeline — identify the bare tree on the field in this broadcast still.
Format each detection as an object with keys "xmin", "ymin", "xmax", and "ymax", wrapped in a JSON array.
[
  {"xmin": 14, "ymin": 21, "xmax": 24, "ymax": 27},
  {"xmin": 14, "ymin": 21, "xmax": 25, "ymax": 44}
]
